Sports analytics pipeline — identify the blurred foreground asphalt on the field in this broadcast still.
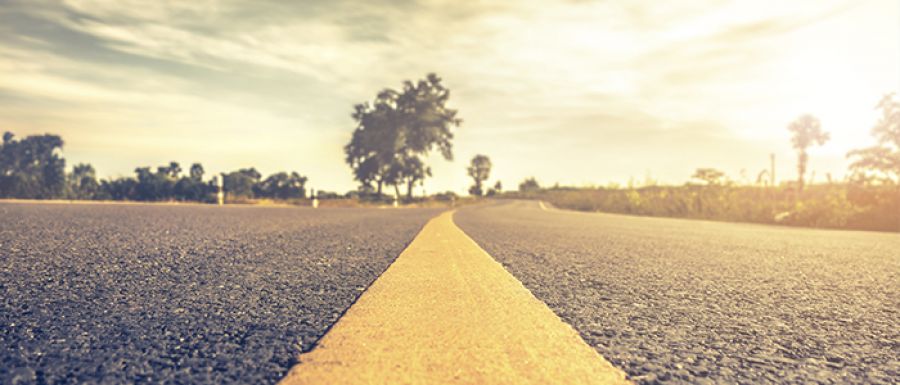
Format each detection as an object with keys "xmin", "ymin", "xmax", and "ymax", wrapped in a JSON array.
[
  {"xmin": 1, "ymin": 202, "xmax": 440, "ymax": 384},
  {"xmin": 455, "ymin": 200, "xmax": 899, "ymax": 385},
  {"xmin": 3, "ymin": 200, "xmax": 898, "ymax": 385}
]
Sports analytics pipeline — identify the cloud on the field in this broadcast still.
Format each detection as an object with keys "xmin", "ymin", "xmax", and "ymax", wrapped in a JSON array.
[{"xmin": 0, "ymin": 0, "xmax": 896, "ymax": 191}]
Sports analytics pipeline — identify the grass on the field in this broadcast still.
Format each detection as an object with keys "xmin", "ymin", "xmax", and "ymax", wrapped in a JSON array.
[{"xmin": 507, "ymin": 184, "xmax": 900, "ymax": 232}]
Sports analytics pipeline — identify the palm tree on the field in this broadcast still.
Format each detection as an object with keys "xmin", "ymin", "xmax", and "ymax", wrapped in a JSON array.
[{"xmin": 787, "ymin": 115, "xmax": 829, "ymax": 192}]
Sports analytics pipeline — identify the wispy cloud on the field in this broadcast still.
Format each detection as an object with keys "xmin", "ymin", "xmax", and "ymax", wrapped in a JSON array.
[{"xmin": 1, "ymin": 0, "xmax": 897, "ymax": 190}]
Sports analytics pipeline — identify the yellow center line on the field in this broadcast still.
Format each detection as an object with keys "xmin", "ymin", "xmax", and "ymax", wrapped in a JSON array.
[{"xmin": 279, "ymin": 210, "xmax": 631, "ymax": 385}]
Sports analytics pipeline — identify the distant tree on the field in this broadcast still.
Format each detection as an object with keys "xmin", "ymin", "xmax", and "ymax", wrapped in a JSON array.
[
  {"xmin": 487, "ymin": 180, "xmax": 502, "ymax": 196},
  {"xmin": 848, "ymin": 93, "xmax": 900, "ymax": 184},
  {"xmin": 518, "ymin": 177, "xmax": 540, "ymax": 193},
  {"xmin": 467, "ymin": 155, "xmax": 492, "ymax": 196},
  {"xmin": 788, "ymin": 115, "xmax": 830, "ymax": 191},
  {"xmin": 133, "ymin": 167, "xmax": 154, "ymax": 200},
  {"xmin": 433, "ymin": 190, "xmax": 458, "ymax": 202},
  {"xmin": 256, "ymin": 171, "xmax": 308, "ymax": 199},
  {"xmin": 691, "ymin": 168, "xmax": 726, "ymax": 186},
  {"xmin": 168, "ymin": 162, "xmax": 210, "ymax": 201},
  {"xmin": 345, "ymin": 73, "xmax": 461, "ymax": 199},
  {"xmin": 0, "ymin": 132, "xmax": 66, "ymax": 199},
  {"xmin": 222, "ymin": 168, "xmax": 261, "ymax": 199},
  {"xmin": 68, "ymin": 163, "xmax": 100, "ymax": 199},
  {"xmin": 189, "ymin": 163, "xmax": 204, "ymax": 180},
  {"xmin": 134, "ymin": 166, "xmax": 172, "ymax": 200},
  {"xmin": 100, "ymin": 177, "xmax": 138, "ymax": 200},
  {"xmin": 316, "ymin": 190, "xmax": 342, "ymax": 199},
  {"xmin": 158, "ymin": 161, "xmax": 181, "ymax": 179}
]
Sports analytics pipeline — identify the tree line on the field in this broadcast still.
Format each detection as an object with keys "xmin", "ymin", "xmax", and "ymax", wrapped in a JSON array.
[
  {"xmin": 0, "ymin": 72, "xmax": 484, "ymax": 204},
  {"xmin": 0, "ymin": 132, "xmax": 308, "ymax": 202},
  {"xmin": 4, "ymin": 68, "xmax": 896, "ymax": 225}
]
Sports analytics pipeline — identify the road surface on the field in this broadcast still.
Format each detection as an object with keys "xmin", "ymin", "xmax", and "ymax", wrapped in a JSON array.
[
  {"xmin": 280, "ymin": 211, "xmax": 629, "ymax": 385},
  {"xmin": 455, "ymin": 200, "xmax": 899, "ymax": 385},
  {"xmin": 3, "ymin": 200, "xmax": 898, "ymax": 384},
  {"xmin": 0, "ymin": 202, "xmax": 439, "ymax": 384}
]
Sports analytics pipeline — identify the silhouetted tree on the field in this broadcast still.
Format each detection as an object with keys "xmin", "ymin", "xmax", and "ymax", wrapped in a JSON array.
[
  {"xmin": 68, "ymin": 163, "xmax": 99, "ymax": 199},
  {"xmin": 692, "ymin": 168, "xmax": 726, "ymax": 186},
  {"xmin": 788, "ymin": 115, "xmax": 829, "ymax": 191},
  {"xmin": 100, "ymin": 177, "xmax": 137, "ymax": 200},
  {"xmin": 134, "ymin": 165, "xmax": 175, "ymax": 201},
  {"xmin": 0, "ymin": 132, "xmax": 66, "ymax": 198},
  {"xmin": 345, "ymin": 92, "xmax": 396, "ymax": 195},
  {"xmin": 158, "ymin": 161, "xmax": 181, "ymax": 179},
  {"xmin": 387, "ymin": 155, "xmax": 430, "ymax": 200},
  {"xmin": 222, "ymin": 168, "xmax": 261, "ymax": 199},
  {"xmin": 256, "ymin": 171, "xmax": 308, "ymax": 199},
  {"xmin": 519, "ymin": 177, "xmax": 540, "ymax": 193},
  {"xmin": 848, "ymin": 94, "xmax": 900, "ymax": 184},
  {"xmin": 189, "ymin": 163, "xmax": 204, "ymax": 181},
  {"xmin": 467, "ymin": 155, "xmax": 491, "ymax": 196},
  {"xmin": 486, "ymin": 180, "xmax": 502, "ymax": 196},
  {"xmin": 345, "ymin": 73, "xmax": 461, "ymax": 198}
]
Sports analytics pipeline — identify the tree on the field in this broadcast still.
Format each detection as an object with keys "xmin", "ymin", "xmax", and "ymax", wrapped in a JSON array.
[
  {"xmin": 256, "ymin": 171, "xmax": 308, "ymax": 200},
  {"xmin": 134, "ymin": 166, "xmax": 172, "ymax": 200},
  {"xmin": 222, "ymin": 168, "xmax": 261, "ymax": 199},
  {"xmin": 172, "ymin": 163, "xmax": 211, "ymax": 202},
  {"xmin": 344, "ymin": 95, "xmax": 395, "ymax": 195},
  {"xmin": 848, "ymin": 94, "xmax": 900, "ymax": 183},
  {"xmin": 691, "ymin": 168, "xmax": 725, "ymax": 186},
  {"xmin": 467, "ymin": 155, "xmax": 491, "ymax": 196},
  {"xmin": 387, "ymin": 155, "xmax": 430, "ymax": 200},
  {"xmin": 0, "ymin": 132, "xmax": 66, "ymax": 199},
  {"xmin": 68, "ymin": 163, "xmax": 99, "ymax": 199},
  {"xmin": 189, "ymin": 163, "xmax": 204, "ymax": 180},
  {"xmin": 487, "ymin": 180, "xmax": 502, "ymax": 196},
  {"xmin": 130, "ymin": 161, "xmax": 189, "ymax": 201},
  {"xmin": 100, "ymin": 177, "xmax": 137, "ymax": 200},
  {"xmin": 345, "ymin": 73, "xmax": 461, "ymax": 199},
  {"xmin": 518, "ymin": 177, "xmax": 540, "ymax": 193},
  {"xmin": 158, "ymin": 161, "xmax": 181, "ymax": 179},
  {"xmin": 787, "ymin": 114, "xmax": 829, "ymax": 191}
]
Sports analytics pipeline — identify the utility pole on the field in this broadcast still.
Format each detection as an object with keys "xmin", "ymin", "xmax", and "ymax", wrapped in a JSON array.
[{"xmin": 770, "ymin": 153, "xmax": 776, "ymax": 187}]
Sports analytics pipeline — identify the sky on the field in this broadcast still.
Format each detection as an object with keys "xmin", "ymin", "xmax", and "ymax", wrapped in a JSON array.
[{"xmin": 1, "ymin": 0, "xmax": 898, "ymax": 193}]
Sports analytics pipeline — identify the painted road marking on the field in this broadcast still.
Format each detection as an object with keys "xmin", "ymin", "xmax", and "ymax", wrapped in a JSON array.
[{"xmin": 279, "ymin": 211, "xmax": 631, "ymax": 385}]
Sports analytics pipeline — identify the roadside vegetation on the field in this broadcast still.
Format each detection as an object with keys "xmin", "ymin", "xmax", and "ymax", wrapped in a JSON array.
[
  {"xmin": 2, "ymin": 73, "xmax": 897, "ymax": 232},
  {"xmin": 0, "ymin": 133, "xmax": 308, "ymax": 203},
  {"xmin": 505, "ymin": 94, "xmax": 900, "ymax": 232},
  {"xmin": 511, "ymin": 184, "xmax": 898, "ymax": 232}
]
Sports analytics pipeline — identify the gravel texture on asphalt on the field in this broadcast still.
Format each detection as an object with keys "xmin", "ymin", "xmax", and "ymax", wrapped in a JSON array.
[
  {"xmin": 455, "ymin": 200, "xmax": 900, "ymax": 385},
  {"xmin": 0, "ymin": 202, "xmax": 440, "ymax": 384}
]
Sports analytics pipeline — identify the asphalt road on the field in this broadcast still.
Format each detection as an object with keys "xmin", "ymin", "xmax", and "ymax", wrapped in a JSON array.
[
  {"xmin": 455, "ymin": 200, "xmax": 900, "ymax": 385},
  {"xmin": 1, "ymin": 202, "xmax": 440, "ymax": 384}
]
